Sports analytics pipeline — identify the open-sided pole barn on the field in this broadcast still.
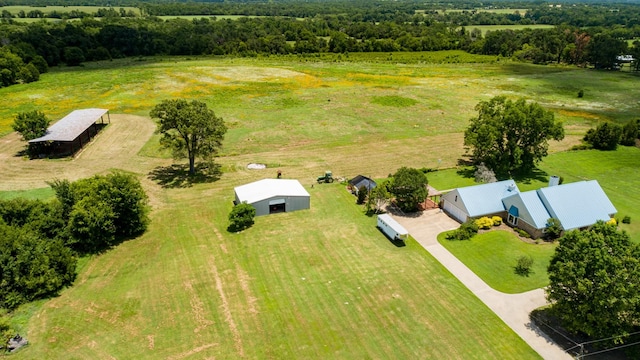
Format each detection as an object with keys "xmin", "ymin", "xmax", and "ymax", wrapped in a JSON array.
[{"xmin": 28, "ymin": 108, "xmax": 110, "ymax": 157}]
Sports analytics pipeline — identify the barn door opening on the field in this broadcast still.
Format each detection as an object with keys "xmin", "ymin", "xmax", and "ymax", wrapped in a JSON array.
[{"xmin": 269, "ymin": 199, "xmax": 286, "ymax": 214}]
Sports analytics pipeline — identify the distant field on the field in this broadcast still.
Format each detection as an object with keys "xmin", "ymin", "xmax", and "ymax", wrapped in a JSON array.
[
  {"xmin": 465, "ymin": 24, "xmax": 555, "ymax": 35},
  {"xmin": 0, "ymin": 5, "xmax": 140, "ymax": 15},
  {"xmin": 447, "ymin": 8, "xmax": 529, "ymax": 15},
  {"xmin": 157, "ymin": 15, "xmax": 285, "ymax": 21}
]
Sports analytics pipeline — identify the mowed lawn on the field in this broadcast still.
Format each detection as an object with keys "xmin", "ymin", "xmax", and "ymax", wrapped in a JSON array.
[
  {"xmin": 438, "ymin": 231, "xmax": 556, "ymax": 293},
  {"xmin": 15, "ymin": 184, "xmax": 539, "ymax": 359}
]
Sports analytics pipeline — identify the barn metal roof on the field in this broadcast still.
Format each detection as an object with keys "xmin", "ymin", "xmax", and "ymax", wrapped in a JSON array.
[
  {"xmin": 234, "ymin": 179, "xmax": 310, "ymax": 204},
  {"xmin": 537, "ymin": 180, "xmax": 617, "ymax": 230},
  {"xmin": 456, "ymin": 180, "xmax": 520, "ymax": 217},
  {"xmin": 28, "ymin": 108, "xmax": 109, "ymax": 143}
]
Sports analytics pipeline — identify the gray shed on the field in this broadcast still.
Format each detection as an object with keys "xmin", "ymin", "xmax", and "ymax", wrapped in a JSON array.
[{"xmin": 234, "ymin": 179, "xmax": 310, "ymax": 216}]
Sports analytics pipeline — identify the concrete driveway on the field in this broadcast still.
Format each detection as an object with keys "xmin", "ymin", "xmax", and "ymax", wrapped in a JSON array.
[{"xmin": 392, "ymin": 210, "xmax": 572, "ymax": 360}]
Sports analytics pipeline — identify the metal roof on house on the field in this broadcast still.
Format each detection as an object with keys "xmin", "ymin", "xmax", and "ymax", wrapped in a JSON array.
[
  {"xmin": 537, "ymin": 180, "xmax": 617, "ymax": 230},
  {"xmin": 234, "ymin": 179, "xmax": 310, "ymax": 204},
  {"xmin": 28, "ymin": 108, "xmax": 109, "ymax": 143},
  {"xmin": 502, "ymin": 191, "xmax": 551, "ymax": 229},
  {"xmin": 457, "ymin": 180, "xmax": 520, "ymax": 217}
]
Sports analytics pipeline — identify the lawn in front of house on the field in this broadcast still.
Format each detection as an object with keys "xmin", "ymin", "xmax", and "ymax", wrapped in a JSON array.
[{"xmin": 438, "ymin": 230, "xmax": 556, "ymax": 293}]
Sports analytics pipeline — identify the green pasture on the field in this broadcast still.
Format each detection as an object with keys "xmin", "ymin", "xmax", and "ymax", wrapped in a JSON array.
[
  {"xmin": 1, "ymin": 54, "xmax": 638, "ymax": 157},
  {"xmin": 438, "ymin": 231, "xmax": 556, "ymax": 293},
  {"xmin": 13, "ymin": 184, "xmax": 539, "ymax": 359},
  {"xmin": 0, "ymin": 187, "xmax": 54, "ymax": 201}
]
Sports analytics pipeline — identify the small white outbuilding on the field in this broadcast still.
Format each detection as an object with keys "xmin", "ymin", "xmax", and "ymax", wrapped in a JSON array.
[{"xmin": 234, "ymin": 179, "xmax": 310, "ymax": 216}]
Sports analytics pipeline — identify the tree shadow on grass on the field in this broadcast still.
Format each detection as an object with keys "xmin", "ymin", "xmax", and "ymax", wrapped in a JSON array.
[
  {"xmin": 456, "ymin": 156, "xmax": 475, "ymax": 179},
  {"xmin": 148, "ymin": 162, "xmax": 222, "ymax": 188},
  {"xmin": 512, "ymin": 168, "xmax": 550, "ymax": 185}
]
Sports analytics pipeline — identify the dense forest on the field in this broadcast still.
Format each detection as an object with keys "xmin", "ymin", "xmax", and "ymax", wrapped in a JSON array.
[{"xmin": 0, "ymin": 0, "xmax": 639, "ymax": 88}]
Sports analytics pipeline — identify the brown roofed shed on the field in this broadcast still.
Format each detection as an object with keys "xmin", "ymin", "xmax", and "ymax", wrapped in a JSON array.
[{"xmin": 28, "ymin": 108, "xmax": 109, "ymax": 157}]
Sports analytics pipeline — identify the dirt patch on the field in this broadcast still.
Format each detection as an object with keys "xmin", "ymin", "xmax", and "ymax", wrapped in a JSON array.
[
  {"xmin": 210, "ymin": 66, "xmax": 306, "ymax": 82},
  {"xmin": 209, "ymin": 256, "xmax": 244, "ymax": 357},
  {"xmin": 166, "ymin": 343, "xmax": 217, "ymax": 360},
  {"xmin": 183, "ymin": 280, "xmax": 213, "ymax": 334},
  {"xmin": 146, "ymin": 335, "xmax": 155, "ymax": 350}
]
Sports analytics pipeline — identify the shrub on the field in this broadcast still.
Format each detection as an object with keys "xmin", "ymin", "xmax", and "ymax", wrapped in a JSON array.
[
  {"xmin": 545, "ymin": 218, "xmax": 562, "ymax": 240},
  {"xmin": 446, "ymin": 221, "xmax": 478, "ymax": 240},
  {"xmin": 584, "ymin": 122, "xmax": 623, "ymax": 150},
  {"xmin": 577, "ymin": 89, "xmax": 584, "ymax": 98},
  {"xmin": 622, "ymin": 216, "xmax": 631, "ymax": 224},
  {"xmin": 607, "ymin": 218, "xmax": 617, "ymax": 226},
  {"xmin": 491, "ymin": 216, "xmax": 502, "ymax": 226},
  {"xmin": 475, "ymin": 217, "xmax": 493, "ymax": 230},
  {"xmin": 228, "ymin": 203, "xmax": 256, "ymax": 232},
  {"xmin": 515, "ymin": 228, "xmax": 531, "ymax": 238},
  {"xmin": 515, "ymin": 255, "xmax": 534, "ymax": 276}
]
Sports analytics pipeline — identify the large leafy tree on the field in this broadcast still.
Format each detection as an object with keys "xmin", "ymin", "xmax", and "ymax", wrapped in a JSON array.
[
  {"xmin": 464, "ymin": 96, "xmax": 564, "ymax": 176},
  {"xmin": 0, "ymin": 220, "xmax": 76, "ymax": 309},
  {"xmin": 586, "ymin": 33, "xmax": 627, "ymax": 69},
  {"xmin": 150, "ymin": 99, "xmax": 227, "ymax": 175},
  {"xmin": 547, "ymin": 222, "xmax": 640, "ymax": 345},
  {"xmin": 50, "ymin": 172, "xmax": 149, "ymax": 253},
  {"xmin": 388, "ymin": 167, "xmax": 428, "ymax": 213},
  {"xmin": 12, "ymin": 110, "xmax": 50, "ymax": 141}
]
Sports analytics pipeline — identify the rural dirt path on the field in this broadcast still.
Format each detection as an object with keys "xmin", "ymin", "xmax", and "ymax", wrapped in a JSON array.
[{"xmin": 392, "ymin": 210, "xmax": 572, "ymax": 360}]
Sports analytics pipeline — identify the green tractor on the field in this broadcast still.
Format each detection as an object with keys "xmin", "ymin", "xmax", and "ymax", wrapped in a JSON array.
[{"xmin": 317, "ymin": 171, "xmax": 334, "ymax": 183}]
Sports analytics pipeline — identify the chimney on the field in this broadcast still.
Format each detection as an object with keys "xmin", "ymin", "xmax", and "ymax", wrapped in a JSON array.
[{"xmin": 549, "ymin": 176, "xmax": 560, "ymax": 187}]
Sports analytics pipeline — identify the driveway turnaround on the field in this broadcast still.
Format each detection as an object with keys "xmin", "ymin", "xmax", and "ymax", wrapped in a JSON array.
[{"xmin": 393, "ymin": 210, "xmax": 571, "ymax": 360}]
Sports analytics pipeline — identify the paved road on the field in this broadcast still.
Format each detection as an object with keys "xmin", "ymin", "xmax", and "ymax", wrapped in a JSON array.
[{"xmin": 393, "ymin": 210, "xmax": 572, "ymax": 360}]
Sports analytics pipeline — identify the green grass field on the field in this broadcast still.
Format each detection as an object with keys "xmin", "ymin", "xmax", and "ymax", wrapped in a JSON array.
[
  {"xmin": 438, "ymin": 231, "xmax": 556, "ymax": 293},
  {"xmin": 12, "ymin": 184, "xmax": 540, "ymax": 359},
  {"xmin": 0, "ymin": 187, "xmax": 54, "ymax": 201},
  {"xmin": 2, "ymin": 53, "xmax": 640, "ymax": 358}
]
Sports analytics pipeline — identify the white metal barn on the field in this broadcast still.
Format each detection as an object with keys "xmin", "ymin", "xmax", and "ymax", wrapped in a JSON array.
[{"xmin": 234, "ymin": 179, "xmax": 310, "ymax": 216}]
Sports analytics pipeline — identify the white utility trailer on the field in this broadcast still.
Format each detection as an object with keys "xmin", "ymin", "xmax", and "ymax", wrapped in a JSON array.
[{"xmin": 377, "ymin": 214, "xmax": 409, "ymax": 242}]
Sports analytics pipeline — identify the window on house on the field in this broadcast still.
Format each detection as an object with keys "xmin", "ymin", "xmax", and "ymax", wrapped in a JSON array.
[{"xmin": 508, "ymin": 214, "xmax": 518, "ymax": 225}]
